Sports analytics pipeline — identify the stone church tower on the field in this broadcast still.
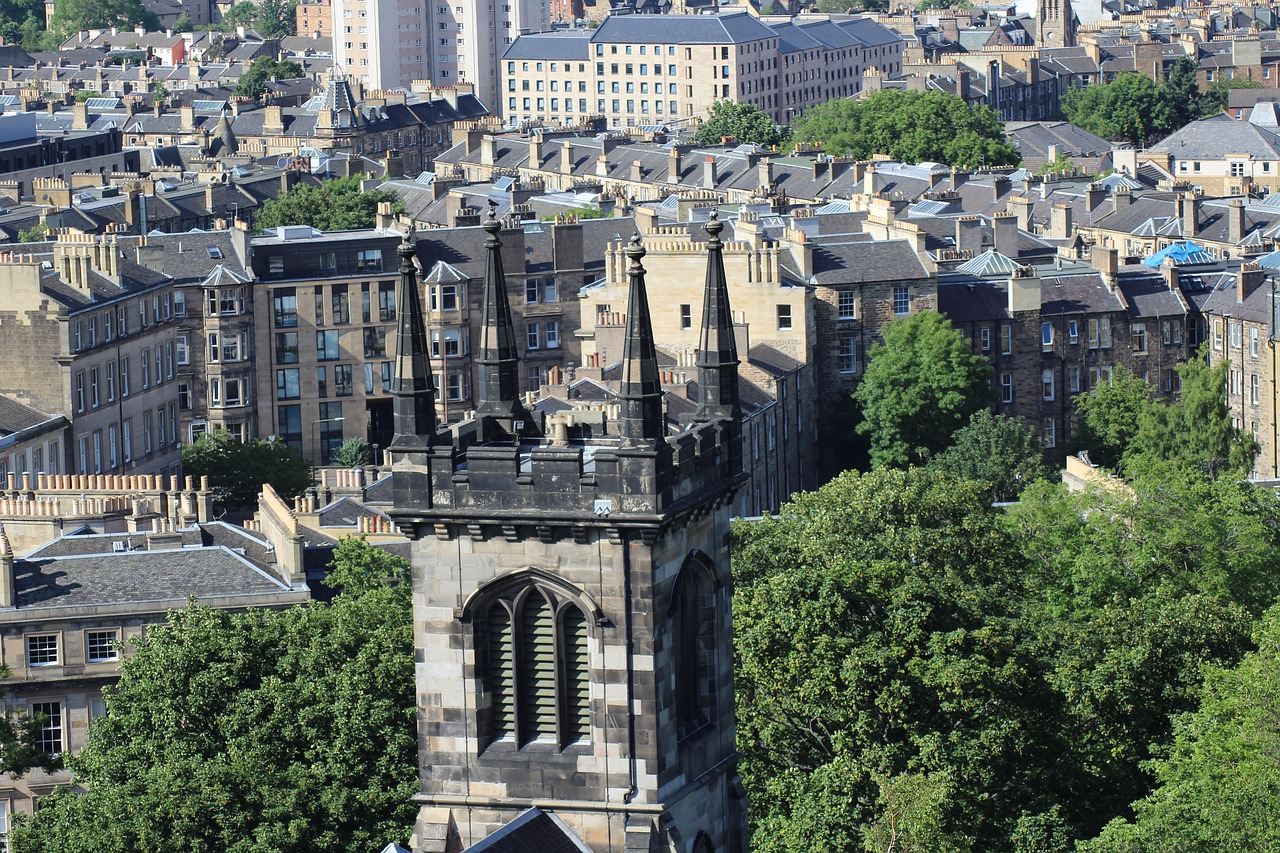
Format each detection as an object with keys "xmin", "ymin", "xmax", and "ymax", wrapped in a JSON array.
[
  {"xmin": 1036, "ymin": 0, "xmax": 1077, "ymax": 47},
  {"xmin": 388, "ymin": 209, "xmax": 748, "ymax": 853}
]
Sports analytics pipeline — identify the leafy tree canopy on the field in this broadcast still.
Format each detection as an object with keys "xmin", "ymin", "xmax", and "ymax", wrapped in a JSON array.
[
  {"xmin": 49, "ymin": 0, "xmax": 158, "ymax": 37},
  {"xmin": 1037, "ymin": 152, "xmax": 1078, "ymax": 175},
  {"xmin": 1068, "ymin": 363, "xmax": 1150, "ymax": 470},
  {"xmin": 181, "ymin": 430, "xmax": 313, "ymax": 511},
  {"xmin": 331, "ymin": 437, "xmax": 371, "ymax": 468},
  {"xmin": 1061, "ymin": 73, "xmax": 1173, "ymax": 146},
  {"xmin": 927, "ymin": 409, "xmax": 1052, "ymax": 502},
  {"xmin": 791, "ymin": 90, "xmax": 1020, "ymax": 167},
  {"xmin": 233, "ymin": 55, "xmax": 305, "ymax": 99},
  {"xmin": 734, "ymin": 468, "xmax": 1053, "ymax": 853},
  {"xmin": 854, "ymin": 310, "xmax": 992, "ymax": 468},
  {"xmin": 254, "ymin": 175, "xmax": 405, "ymax": 234},
  {"xmin": 9, "ymin": 537, "xmax": 416, "ymax": 853},
  {"xmin": 693, "ymin": 100, "xmax": 786, "ymax": 148},
  {"xmin": 1080, "ymin": 605, "xmax": 1280, "ymax": 853}
]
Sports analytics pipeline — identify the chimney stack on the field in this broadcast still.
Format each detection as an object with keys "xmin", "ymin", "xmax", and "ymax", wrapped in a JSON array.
[
  {"xmin": 1051, "ymin": 203, "xmax": 1073, "ymax": 239},
  {"xmin": 992, "ymin": 212, "xmax": 1018, "ymax": 258},
  {"xmin": 1239, "ymin": 261, "xmax": 1265, "ymax": 302},
  {"xmin": 1229, "ymin": 198, "xmax": 1246, "ymax": 245},
  {"xmin": 702, "ymin": 155, "xmax": 717, "ymax": 189}
]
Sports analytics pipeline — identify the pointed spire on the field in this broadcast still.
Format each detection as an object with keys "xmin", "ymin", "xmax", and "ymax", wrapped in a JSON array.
[
  {"xmin": 617, "ymin": 234, "xmax": 664, "ymax": 444},
  {"xmin": 475, "ymin": 201, "xmax": 524, "ymax": 420},
  {"xmin": 695, "ymin": 211, "xmax": 740, "ymax": 424},
  {"xmin": 389, "ymin": 229, "xmax": 438, "ymax": 449}
]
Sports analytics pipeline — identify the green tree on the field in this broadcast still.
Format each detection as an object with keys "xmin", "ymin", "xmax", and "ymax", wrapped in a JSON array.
[
  {"xmin": 233, "ymin": 56, "xmax": 305, "ymax": 99},
  {"xmin": 254, "ymin": 0, "xmax": 297, "ymax": 37},
  {"xmin": 540, "ymin": 203, "xmax": 606, "ymax": 221},
  {"xmin": 693, "ymin": 100, "xmax": 785, "ymax": 148},
  {"xmin": 1069, "ymin": 364, "xmax": 1150, "ymax": 470},
  {"xmin": 254, "ymin": 175, "xmax": 404, "ymax": 233},
  {"xmin": 1060, "ymin": 73, "xmax": 1173, "ymax": 146},
  {"xmin": 1125, "ymin": 348, "xmax": 1257, "ymax": 478},
  {"xmin": 734, "ymin": 468, "xmax": 1055, "ymax": 853},
  {"xmin": 1203, "ymin": 75, "xmax": 1262, "ymax": 115},
  {"xmin": 1159, "ymin": 57, "xmax": 1208, "ymax": 128},
  {"xmin": 17, "ymin": 221, "xmax": 49, "ymax": 243},
  {"xmin": 220, "ymin": 0, "xmax": 257, "ymax": 29},
  {"xmin": 181, "ymin": 430, "xmax": 314, "ymax": 511},
  {"xmin": 9, "ymin": 538, "xmax": 416, "ymax": 853},
  {"xmin": 171, "ymin": 12, "xmax": 193, "ymax": 31},
  {"xmin": 1080, "ymin": 605, "xmax": 1280, "ymax": 853},
  {"xmin": 928, "ymin": 409, "xmax": 1052, "ymax": 502},
  {"xmin": 1037, "ymin": 152, "xmax": 1077, "ymax": 175},
  {"xmin": 791, "ymin": 89, "xmax": 1020, "ymax": 167},
  {"xmin": 331, "ymin": 437, "xmax": 371, "ymax": 468},
  {"xmin": 862, "ymin": 772, "xmax": 973, "ymax": 853},
  {"xmin": 854, "ymin": 310, "xmax": 992, "ymax": 468},
  {"xmin": 50, "ymin": 0, "xmax": 157, "ymax": 36}
]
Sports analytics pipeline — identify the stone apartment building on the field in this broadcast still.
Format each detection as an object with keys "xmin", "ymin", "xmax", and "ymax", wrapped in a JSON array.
[
  {"xmin": 0, "ymin": 237, "xmax": 184, "ymax": 480},
  {"xmin": 0, "ymin": 473, "xmax": 310, "ymax": 823},
  {"xmin": 245, "ymin": 214, "xmax": 607, "ymax": 464},
  {"xmin": 0, "ymin": 398, "xmax": 69, "ymax": 489},
  {"xmin": 1201, "ymin": 262, "xmax": 1278, "ymax": 477},
  {"xmin": 500, "ymin": 12, "xmax": 904, "ymax": 127}
]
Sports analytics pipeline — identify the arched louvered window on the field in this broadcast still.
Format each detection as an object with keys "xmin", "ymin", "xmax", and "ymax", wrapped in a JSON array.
[
  {"xmin": 674, "ymin": 558, "xmax": 717, "ymax": 737},
  {"xmin": 693, "ymin": 832, "xmax": 715, "ymax": 853},
  {"xmin": 519, "ymin": 590, "xmax": 558, "ymax": 740},
  {"xmin": 478, "ymin": 582, "xmax": 591, "ymax": 750},
  {"xmin": 485, "ymin": 604, "xmax": 515, "ymax": 741},
  {"xmin": 560, "ymin": 606, "xmax": 591, "ymax": 744}
]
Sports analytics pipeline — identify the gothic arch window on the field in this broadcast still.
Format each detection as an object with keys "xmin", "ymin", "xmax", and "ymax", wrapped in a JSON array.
[
  {"xmin": 673, "ymin": 553, "xmax": 718, "ymax": 738},
  {"xmin": 475, "ymin": 576, "xmax": 593, "ymax": 750},
  {"xmin": 693, "ymin": 831, "xmax": 715, "ymax": 853}
]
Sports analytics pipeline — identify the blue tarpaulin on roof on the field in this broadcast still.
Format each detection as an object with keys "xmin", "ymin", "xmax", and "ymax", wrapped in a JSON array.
[{"xmin": 1142, "ymin": 240, "xmax": 1215, "ymax": 267}]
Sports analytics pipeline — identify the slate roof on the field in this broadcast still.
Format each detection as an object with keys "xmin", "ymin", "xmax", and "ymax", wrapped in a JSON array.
[
  {"xmin": 938, "ymin": 275, "xmax": 1012, "ymax": 323},
  {"xmin": 1147, "ymin": 113, "xmax": 1280, "ymax": 160},
  {"xmin": 0, "ymin": 396, "xmax": 57, "ymax": 435},
  {"xmin": 591, "ymin": 12, "xmax": 776, "ymax": 44},
  {"xmin": 12, "ymin": 546, "xmax": 296, "ymax": 610},
  {"xmin": 501, "ymin": 30, "xmax": 592, "ymax": 61}
]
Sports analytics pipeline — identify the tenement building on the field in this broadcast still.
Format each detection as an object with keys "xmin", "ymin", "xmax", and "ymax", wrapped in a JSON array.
[
  {"xmin": 389, "ymin": 212, "xmax": 747, "ymax": 852},
  {"xmin": 500, "ymin": 12, "xmax": 903, "ymax": 126}
]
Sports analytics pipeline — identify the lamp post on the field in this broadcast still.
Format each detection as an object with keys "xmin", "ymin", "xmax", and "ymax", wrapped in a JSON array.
[{"xmin": 311, "ymin": 416, "xmax": 344, "ymax": 467}]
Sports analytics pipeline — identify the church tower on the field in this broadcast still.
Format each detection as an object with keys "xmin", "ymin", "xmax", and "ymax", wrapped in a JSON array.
[
  {"xmin": 1036, "ymin": 0, "xmax": 1077, "ymax": 47},
  {"xmin": 389, "ymin": 212, "xmax": 748, "ymax": 853}
]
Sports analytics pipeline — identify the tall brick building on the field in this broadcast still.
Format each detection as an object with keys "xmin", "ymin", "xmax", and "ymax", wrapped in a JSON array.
[{"xmin": 390, "ymin": 215, "xmax": 747, "ymax": 852}]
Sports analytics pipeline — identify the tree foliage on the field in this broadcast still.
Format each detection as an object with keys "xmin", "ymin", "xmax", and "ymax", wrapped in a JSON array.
[
  {"xmin": 854, "ymin": 310, "xmax": 992, "ymax": 468},
  {"xmin": 791, "ymin": 90, "xmax": 1019, "ymax": 167},
  {"xmin": 928, "ymin": 409, "xmax": 1052, "ymax": 502},
  {"xmin": 9, "ymin": 538, "xmax": 416, "ymax": 853},
  {"xmin": 1080, "ymin": 606, "xmax": 1280, "ymax": 853},
  {"xmin": 254, "ymin": 176, "xmax": 405, "ymax": 234},
  {"xmin": 331, "ymin": 437, "xmax": 371, "ymax": 468},
  {"xmin": 1068, "ymin": 364, "xmax": 1150, "ymax": 470},
  {"xmin": 737, "ymin": 403, "xmax": 1280, "ymax": 850},
  {"xmin": 49, "ymin": 0, "xmax": 158, "ymax": 36},
  {"xmin": 1061, "ymin": 73, "xmax": 1173, "ymax": 145},
  {"xmin": 693, "ymin": 100, "xmax": 786, "ymax": 148},
  {"xmin": 233, "ymin": 55, "xmax": 305, "ymax": 99},
  {"xmin": 181, "ymin": 430, "xmax": 314, "ymax": 511},
  {"xmin": 734, "ymin": 469, "xmax": 1056, "ymax": 853}
]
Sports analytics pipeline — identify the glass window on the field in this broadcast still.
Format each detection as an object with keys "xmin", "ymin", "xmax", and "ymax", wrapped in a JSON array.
[
  {"xmin": 274, "ymin": 290, "xmax": 298, "ymax": 328},
  {"xmin": 331, "ymin": 285, "xmax": 350, "ymax": 324},
  {"xmin": 1041, "ymin": 322, "xmax": 1053, "ymax": 351},
  {"xmin": 893, "ymin": 286, "xmax": 910, "ymax": 315},
  {"xmin": 838, "ymin": 291, "xmax": 856, "ymax": 320},
  {"xmin": 26, "ymin": 634, "xmax": 58, "ymax": 666},
  {"xmin": 777, "ymin": 304, "xmax": 793, "ymax": 330},
  {"xmin": 86, "ymin": 630, "xmax": 119, "ymax": 663},
  {"xmin": 276, "ymin": 332, "xmax": 299, "ymax": 364},
  {"xmin": 1000, "ymin": 372, "xmax": 1013, "ymax": 403},
  {"xmin": 32, "ymin": 702, "xmax": 62, "ymax": 754},
  {"xmin": 356, "ymin": 249, "xmax": 383, "ymax": 273},
  {"xmin": 334, "ymin": 365, "xmax": 354, "ymax": 396},
  {"xmin": 839, "ymin": 335, "xmax": 857, "ymax": 373},
  {"xmin": 277, "ymin": 368, "xmax": 301, "ymax": 400},
  {"xmin": 317, "ymin": 330, "xmax": 341, "ymax": 361},
  {"xmin": 1132, "ymin": 323, "xmax": 1147, "ymax": 353}
]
